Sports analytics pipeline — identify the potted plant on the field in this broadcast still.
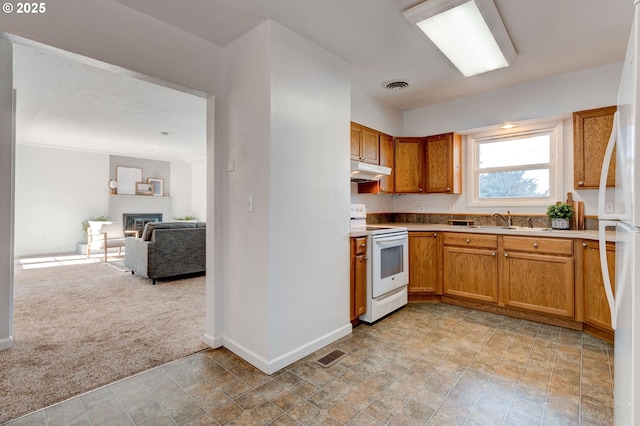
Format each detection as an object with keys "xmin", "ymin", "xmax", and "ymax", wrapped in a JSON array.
[{"xmin": 546, "ymin": 203, "xmax": 574, "ymax": 229}]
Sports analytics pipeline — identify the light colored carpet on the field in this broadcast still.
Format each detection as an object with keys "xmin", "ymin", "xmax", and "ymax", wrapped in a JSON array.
[{"xmin": 0, "ymin": 259, "xmax": 207, "ymax": 424}]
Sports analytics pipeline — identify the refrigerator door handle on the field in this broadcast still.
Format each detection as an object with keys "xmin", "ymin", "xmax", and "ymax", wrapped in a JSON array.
[
  {"xmin": 598, "ymin": 220, "xmax": 618, "ymax": 330},
  {"xmin": 598, "ymin": 111, "xmax": 619, "ymax": 220}
]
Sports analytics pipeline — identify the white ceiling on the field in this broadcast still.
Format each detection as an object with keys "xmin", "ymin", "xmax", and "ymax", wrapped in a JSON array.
[
  {"xmin": 13, "ymin": 45, "xmax": 207, "ymax": 163},
  {"xmin": 113, "ymin": 0, "xmax": 634, "ymax": 109},
  {"xmin": 13, "ymin": 0, "xmax": 634, "ymax": 161}
]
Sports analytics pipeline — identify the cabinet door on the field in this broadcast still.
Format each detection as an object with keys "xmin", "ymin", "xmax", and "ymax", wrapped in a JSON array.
[
  {"xmin": 350, "ymin": 237, "xmax": 367, "ymax": 322},
  {"xmin": 425, "ymin": 133, "xmax": 462, "ymax": 194},
  {"xmin": 394, "ymin": 137, "xmax": 425, "ymax": 193},
  {"xmin": 573, "ymin": 106, "xmax": 616, "ymax": 189},
  {"xmin": 350, "ymin": 122, "xmax": 363, "ymax": 161},
  {"xmin": 502, "ymin": 252, "xmax": 574, "ymax": 318},
  {"xmin": 583, "ymin": 240, "xmax": 615, "ymax": 331},
  {"xmin": 378, "ymin": 133, "xmax": 395, "ymax": 193},
  {"xmin": 409, "ymin": 232, "xmax": 440, "ymax": 294},
  {"xmin": 354, "ymin": 254, "xmax": 367, "ymax": 317},
  {"xmin": 443, "ymin": 246, "xmax": 498, "ymax": 303},
  {"xmin": 350, "ymin": 122, "xmax": 379, "ymax": 164},
  {"xmin": 361, "ymin": 127, "xmax": 380, "ymax": 164}
]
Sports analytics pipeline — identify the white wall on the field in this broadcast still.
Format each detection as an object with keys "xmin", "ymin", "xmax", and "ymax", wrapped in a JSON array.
[
  {"xmin": 351, "ymin": 87, "xmax": 403, "ymax": 136},
  {"xmin": 190, "ymin": 160, "xmax": 206, "ymax": 221},
  {"xmin": 0, "ymin": 38, "xmax": 14, "ymax": 350},
  {"xmin": 403, "ymin": 63, "xmax": 622, "ymax": 136},
  {"xmin": 14, "ymin": 145, "xmax": 108, "ymax": 255},
  {"xmin": 269, "ymin": 22, "xmax": 351, "ymax": 365},
  {"xmin": 170, "ymin": 162, "xmax": 192, "ymax": 219},
  {"xmin": 349, "ymin": 87, "xmax": 402, "ymax": 211},
  {"xmin": 221, "ymin": 21, "xmax": 272, "ymax": 364},
  {"xmin": 389, "ymin": 63, "xmax": 623, "ymax": 218},
  {"xmin": 219, "ymin": 21, "xmax": 351, "ymax": 372}
]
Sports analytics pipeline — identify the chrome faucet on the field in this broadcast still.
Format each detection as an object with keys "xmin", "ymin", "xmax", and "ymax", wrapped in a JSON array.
[{"xmin": 492, "ymin": 211, "xmax": 512, "ymax": 227}]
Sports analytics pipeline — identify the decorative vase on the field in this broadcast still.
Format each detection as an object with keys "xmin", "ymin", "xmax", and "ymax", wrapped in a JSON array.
[{"xmin": 551, "ymin": 218, "xmax": 570, "ymax": 229}]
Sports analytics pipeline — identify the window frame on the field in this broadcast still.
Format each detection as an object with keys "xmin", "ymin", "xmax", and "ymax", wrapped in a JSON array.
[{"xmin": 467, "ymin": 119, "xmax": 563, "ymax": 208}]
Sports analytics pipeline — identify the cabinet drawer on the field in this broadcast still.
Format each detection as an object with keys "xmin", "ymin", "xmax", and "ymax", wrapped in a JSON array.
[
  {"xmin": 503, "ymin": 236, "xmax": 573, "ymax": 255},
  {"xmin": 352, "ymin": 237, "xmax": 367, "ymax": 255},
  {"xmin": 443, "ymin": 233, "xmax": 498, "ymax": 249}
]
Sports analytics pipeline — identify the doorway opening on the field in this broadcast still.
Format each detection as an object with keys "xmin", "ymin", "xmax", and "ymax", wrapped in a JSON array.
[{"xmin": 2, "ymin": 35, "xmax": 213, "ymax": 422}]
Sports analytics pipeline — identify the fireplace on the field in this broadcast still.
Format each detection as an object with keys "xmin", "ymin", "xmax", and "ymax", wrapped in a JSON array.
[{"xmin": 123, "ymin": 213, "xmax": 163, "ymax": 235}]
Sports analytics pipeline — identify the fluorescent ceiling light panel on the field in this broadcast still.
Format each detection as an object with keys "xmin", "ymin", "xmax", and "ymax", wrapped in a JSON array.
[{"xmin": 404, "ymin": 0, "xmax": 516, "ymax": 77}]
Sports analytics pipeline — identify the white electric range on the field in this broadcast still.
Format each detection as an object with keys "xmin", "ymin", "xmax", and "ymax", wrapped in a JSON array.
[{"xmin": 350, "ymin": 204, "xmax": 408, "ymax": 323}]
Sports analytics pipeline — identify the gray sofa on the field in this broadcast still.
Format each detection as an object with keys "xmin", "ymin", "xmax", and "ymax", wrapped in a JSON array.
[{"xmin": 124, "ymin": 221, "xmax": 206, "ymax": 284}]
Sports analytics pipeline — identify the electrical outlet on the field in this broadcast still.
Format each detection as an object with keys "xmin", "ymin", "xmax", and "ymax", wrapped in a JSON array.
[
  {"xmin": 605, "ymin": 201, "xmax": 614, "ymax": 214},
  {"xmin": 418, "ymin": 204, "xmax": 424, "ymax": 211}
]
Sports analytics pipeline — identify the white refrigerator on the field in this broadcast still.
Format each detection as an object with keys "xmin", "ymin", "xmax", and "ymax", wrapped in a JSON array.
[{"xmin": 598, "ymin": 2, "xmax": 640, "ymax": 424}]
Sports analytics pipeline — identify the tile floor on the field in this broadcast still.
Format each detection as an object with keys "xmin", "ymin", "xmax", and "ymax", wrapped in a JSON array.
[{"xmin": 4, "ymin": 303, "xmax": 614, "ymax": 426}]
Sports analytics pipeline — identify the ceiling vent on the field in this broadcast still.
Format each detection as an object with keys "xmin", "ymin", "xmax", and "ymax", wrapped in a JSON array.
[{"xmin": 384, "ymin": 80, "xmax": 410, "ymax": 91}]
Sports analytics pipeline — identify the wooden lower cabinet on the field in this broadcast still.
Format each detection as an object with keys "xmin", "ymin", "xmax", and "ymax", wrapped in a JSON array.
[
  {"xmin": 501, "ymin": 236, "xmax": 575, "ymax": 318},
  {"xmin": 443, "ymin": 233, "xmax": 498, "ymax": 303},
  {"xmin": 501, "ymin": 251, "xmax": 575, "ymax": 318},
  {"xmin": 350, "ymin": 237, "xmax": 367, "ymax": 324},
  {"xmin": 407, "ymin": 231, "xmax": 614, "ymax": 342},
  {"xmin": 582, "ymin": 240, "xmax": 615, "ymax": 341},
  {"xmin": 409, "ymin": 232, "xmax": 441, "ymax": 297}
]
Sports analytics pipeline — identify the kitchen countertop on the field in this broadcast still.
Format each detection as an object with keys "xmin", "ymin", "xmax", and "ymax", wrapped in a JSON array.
[{"xmin": 350, "ymin": 223, "xmax": 616, "ymax": 241}]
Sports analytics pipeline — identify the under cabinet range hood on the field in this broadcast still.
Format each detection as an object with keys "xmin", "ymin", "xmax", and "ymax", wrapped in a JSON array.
[{"xmin": 350, "ymin": 160, "xmax": 391, "ymax": 182}]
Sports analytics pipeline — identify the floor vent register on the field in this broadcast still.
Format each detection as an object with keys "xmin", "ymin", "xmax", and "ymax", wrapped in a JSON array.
[{"xmin": 314, "ymin": 349, "xmax": 346, "ymax": 368}]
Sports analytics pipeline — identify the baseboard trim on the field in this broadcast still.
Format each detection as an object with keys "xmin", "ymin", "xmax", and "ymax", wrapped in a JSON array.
[
  {"xmin": 0, "ymin": 335, "xmax": 13, "ymax": 351},
  {"xmin": 202, "ymin": 333, "xmax": 223, "ymax": 349},
  {"xmin": 223, "ymin": 323, "xmax": 352, "ymax": 374}
]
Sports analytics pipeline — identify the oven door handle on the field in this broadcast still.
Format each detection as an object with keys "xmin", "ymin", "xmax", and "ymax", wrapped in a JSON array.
[{"xmin": 372, "ymin": 233, "xmax": 408, "ymax": 244}]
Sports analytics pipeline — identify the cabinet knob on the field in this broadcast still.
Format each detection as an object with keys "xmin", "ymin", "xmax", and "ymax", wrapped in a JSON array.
[
  {"xmin": 364, "ymin": 256, "xmax": 368, "ymax": 260},
  {"xmin": 433, "ymin": 233, "xmax": 437, "ymax": 237},
  {"xmin": 360, "ymin": 244, "xmax": 366, "ymax": 247},
  {"xmin": 504, "ymin": 253, "xmax": 509, "ymax": 257},
  {"xmin": 446, "ymin": 187, "xmax": 450, "ymax": 191},
  {"xmin": 582, "ymin": 242, "xmax": 588, "ymax": 247},
  {"xmin": 491, "ymin": 252, "xmax": 496, "ymax": 256},
  {"xmin": 466, "ymin": 239, "xmax": 471, "ymax": 243},
  {"xmin": 533, "ymin": 243, "xmax": 539, "ymax": 248},
  {"xmin": 419, "ymin": 188, "xmax": 423, "ymax": 192},
  {"xmin": 578, "ymin": 181, "xmax": 584, "ymax": 186}
]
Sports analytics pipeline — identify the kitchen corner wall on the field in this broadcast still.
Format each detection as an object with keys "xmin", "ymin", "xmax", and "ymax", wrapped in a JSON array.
[
  {"xmin": 352, "ymin": 62, "xmax": 622, "ymax": 218},
  {"xmin": 221, "ymin": 20, "xmax": 351, "ymax": 373}
]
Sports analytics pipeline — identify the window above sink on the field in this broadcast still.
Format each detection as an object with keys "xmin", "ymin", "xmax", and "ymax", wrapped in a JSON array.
[{"xmin": 467, "ymin": 118, "xmax": 564, "ymax": 208}]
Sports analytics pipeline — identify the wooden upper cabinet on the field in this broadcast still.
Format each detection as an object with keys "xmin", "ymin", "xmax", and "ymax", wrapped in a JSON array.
[
  {"xmin": 573, "ymin": 106, "xmax": 617, "ymax": 189},
  {"xmin": 378, "ymin": 133, "xmax": 395, "ymax": 193},
  {"xmin": 425, "ymin": 133, "xmax": 462, "ymax": 194},
  {"xmin": 350, "ymin": 122, "xmax": 379, "ymax": 164},
  {"xmin": 394, "ymin": 137, "xmax": 425, "ymax": 193}
]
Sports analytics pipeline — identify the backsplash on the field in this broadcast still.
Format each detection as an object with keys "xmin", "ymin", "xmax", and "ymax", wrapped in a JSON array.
[{"xmin": 367, "ymin": 212, "xmax": 599, "ymax": 230}]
